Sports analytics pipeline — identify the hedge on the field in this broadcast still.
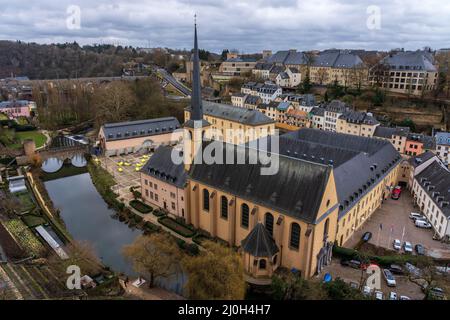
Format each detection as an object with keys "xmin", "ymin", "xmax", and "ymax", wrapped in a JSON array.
[
  {"xmin": 129, "ymin": 200, "xmax": 152, "ymax": 214},
  {"xmin": 332, "ymin": 245, "xmax": 424, "ymax": 267},
  {"xmin": 158, "ymin": 216, "xmax": 196, "ymax": 238},
  {"xmin": 152, "ymin": 209, "xmax": 166, "ymax": 217}
]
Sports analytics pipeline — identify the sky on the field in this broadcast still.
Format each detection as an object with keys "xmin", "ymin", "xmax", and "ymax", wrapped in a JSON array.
[{"xmin": 0, "ymin": 0, "xmax": 449, "ymax": 53}]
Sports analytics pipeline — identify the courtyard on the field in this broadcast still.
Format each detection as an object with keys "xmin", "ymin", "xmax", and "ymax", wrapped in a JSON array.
[
  {"xmin": 344, "ymin": 191, "xmax": 450, "ymax": 259},
  {"xmin": 96, "ymin": 152, "xmax": 152, "ymax": 201}
]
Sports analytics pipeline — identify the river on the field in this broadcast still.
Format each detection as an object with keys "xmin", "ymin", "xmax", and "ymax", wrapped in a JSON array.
[{"xmin": 44, "ymin": 172, "xmax": 185, "ymax": 294}]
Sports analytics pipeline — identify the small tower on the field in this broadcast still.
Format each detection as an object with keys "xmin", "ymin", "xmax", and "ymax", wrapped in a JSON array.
[{"xmin": 183, "ymin": 17, "xmax": 211, "ymax": 171}]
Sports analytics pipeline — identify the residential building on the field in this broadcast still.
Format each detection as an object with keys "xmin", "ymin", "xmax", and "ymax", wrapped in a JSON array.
[
  {"xmin": 140, "ymin": 145, "xmax": 187, "ymax": 218},
  {"xmin": 407, "ymin": 151, "xmax": 437, "ymax": 189},
  {"xmin": 309, "ymin": 50, "xmax": 368, "ymax": 88},
  {"xmin": 252, "ymin": 62, "xmax": 273, "ymax": 80},
  {"xmin": 219, "ymin": 54, "xmax": 257, "ymax": 76},
  {"xmin": 336, "ymin": 111, "xmax": 379, "ymax": 137},
  {"xmin": 435, "ymin": 132, "xmax": 450, "ymax": 165},
  {"xmin": 241, "ymin": 82, "xmax": 282, "ymax": 104},
  {"xmin": 0, "ymin": 100, "xmax": 37, "ymax": 118},
  {"xmin": 323, "ymin": 100, "xmax": 349, "ymax": 132},
  {"xmin": 369, "ymin": 50, "xmax": 438, "ymax": 96},
  {"xmin": 412, "ymin": 160, "xmax": 450, "ymax": 239},
  {"xmin": 405, "ymin": 133, "xmax": 436, "ymax": 156},
  {"xmin": 231, "ymin": 92, "xmax": 247, "ymax": 107},
  {"xmin": 98, "ymin": 117, "xmax": 182, "ymax": 156},
  {"xmin": 243, "ymin": 95, "xmax": 261, "ymax": 110},
  {"xmin": 284, "ymin": 109, "xmax": 310, "ymax": 128},
  {"xmin": 275, "ymin": 67, "xmax": 302, "ymax": 88},
  {"xmin": 373, "ymin": 126, "xmax": 411, "ymax": 154},
  {"xmin": 266, "ymin": 49, "xmax": 309, "ymax": 71},
  {"xmin": 184, "ymin": 101, "xmax": 275, "ymax": 145},
  {"xmin": 310, "ymin": 107, "xmax": 325, "ymax": 130}
]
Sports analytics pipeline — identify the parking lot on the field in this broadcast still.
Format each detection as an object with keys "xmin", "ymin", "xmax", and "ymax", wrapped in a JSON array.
[
  {"xmin": 96, "ymin": 153, "xmax": 152, "ymax": 201},
  {"xmin": 321, "ymin": 259, "xmax": 425, "ymax": 300},
  {"xmin": 345, "ymin": 191, "xmax": 450, "ymax": 259}
]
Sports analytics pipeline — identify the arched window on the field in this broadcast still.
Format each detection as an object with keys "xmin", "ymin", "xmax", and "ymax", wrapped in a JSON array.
[
  {"xmin": 323, "ymin": 218, "xmax": 329, "ymax": 241},
  {"xmin": 241, "ymin": 203, "xmax": 249, "ymax": 228},
  {"xmin": 221, "ymin": 196, "xmax": 228, "ymax": 219},
  {"xmin": 259, "ymin": 259, "xmax": 266, "ymax": 269},
  {"xmin": 265, "ymin": 212, "xmax": 274, "ymax": 236},
  {"xmin": 203, "ymin": 189, "xmax": 210, "ymax": 211},
  {"xmin": 290, "ymin": 223, "xmax": 301, "ymax": 249}
]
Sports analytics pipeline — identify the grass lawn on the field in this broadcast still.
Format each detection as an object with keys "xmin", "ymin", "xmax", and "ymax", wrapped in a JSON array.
[
  {"xmin": 14, "ymin": 131, "xmax": 47, "ymax": 148},
  {"xmin": 129, "ymin": 200, "xmax": 152, "ymax": 213},
  {"xmin": 22, "ymin": 214, "xmax": 47, "ymax": 228},
  {"xmin": 158, "ymin": 216, "xmax": 196, "ymax": 238},
  {"xmin": 15, "ymin": 191, "xmax": 36, "ymax": 213},
  {"xmin": 0, "ymin": 113, "xmax": 8, "ymax": 120}
]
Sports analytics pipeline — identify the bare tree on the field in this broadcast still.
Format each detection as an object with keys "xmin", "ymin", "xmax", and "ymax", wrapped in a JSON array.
[{"xmin": 123, "ymin": 233, "xmax": 181, "ymax": 288}]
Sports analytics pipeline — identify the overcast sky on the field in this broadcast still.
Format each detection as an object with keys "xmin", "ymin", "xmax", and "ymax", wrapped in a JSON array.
[{"xmin": 1, "ymin": 0, "xmax": 449, "ymax": 53}]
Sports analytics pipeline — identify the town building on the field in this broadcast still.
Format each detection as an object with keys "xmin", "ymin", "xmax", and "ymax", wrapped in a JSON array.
[
  {"xmin": 252, "ymin": 62, "xmax": 273, "ymax": 80},
  {"xmin": 323, "ymin": 100, "xmax": 349, "ymax": 132},
  {"xmin": 265, "ymin": 49, "xmax": 309, "ymax": 72},
  {"xmin": 184, "ymin": 101, "xmax": 275, "ymax": 145},
  {"xmin": 309, "ymin": 50, "xmax": 368, "ymax": 88},
  {"xmin": 310, "ymin": 107, "xmax": 325, "ymax": 130},
  {"xmin": 98, "ymin": 117, "xmax": 182, "ymax": 156},
  {"xmin": 284, "ymin": 109, "xmax": 310, "ymax": 129},
  {"xmin": 435, "ymin": 132, "xmax": 450, "ymax": 165},
  {"xmin": 219, "ymin": 52, "xmax": 257, "ymax": 76},
  {"xmin": 140, "ymin": 145, "xmax": 187, "ymax": 219},
  {"xmin": 369, "ymin": 50, "xmax": 438, "ymax": 96},
  {"xmin": 275, "ymin": 67, "xmax": 302, "ymax": 88},
  {"xmin": 405, "ymin": 133, "xmax": 435, "ymax": 157},
  {"xmin": 336, "ymin": 111, "xmax": 379, "ymax": 137},
  {"xmin": 373, "ymin": 126, "xmax": 411, "ymax": 154},
  {"xmin": 412, "ymin": 160, "xmax": 450, "ymax": 240},
  {"xmin": 0, "ymin": 100, "xmax": 37, "ymax": 118},
  {"xmin": 241, "ymin": 82, "xmax": 282, "ymax": 104}
]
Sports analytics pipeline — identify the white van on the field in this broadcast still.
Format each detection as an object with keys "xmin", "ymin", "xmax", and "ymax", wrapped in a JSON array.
[{"xmin": 415, "ymin": 220, "xmax": 432, "ymax": 228}]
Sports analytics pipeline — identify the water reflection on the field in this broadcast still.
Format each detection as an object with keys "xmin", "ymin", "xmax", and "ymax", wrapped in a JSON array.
[
  {"xmin": 44, "ymin": 173, "xmax": 186, "ymax": 294},
  {"xmin": 71, "ymin": 154, "xmax": 87, "ymax": 167},
  {"xmin": 41, "ymin": 158, "xmax": 64, "ymax": 173}
]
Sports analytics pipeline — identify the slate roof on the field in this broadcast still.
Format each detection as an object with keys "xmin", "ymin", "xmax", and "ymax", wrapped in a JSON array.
[
  {"xmin": 266, "ymin": 50, "xmax": 308, "ymax": 65},
  {"xmin": 254, "ymin": 62, "xmax": 273, "ymax": 71},
  {"xmin": 241, "ymin": 223, "xmax": 279, "ymax": 257},
  {"xmin": 310, "ymin": 107, "xmax": 325, "ymax": 116},
  {"xmin": 0, "ymin": 100, "xmax": 32, "ymax": 109},
  {"xmin": 225, "ymin": 57, "xmax": 257, "ymax": 63},
  {"xmin": 407, "ymin": 133, "xmax": 436, "ymax": 150},
  {"xmin": 187, "ymin": 101, "xmax": 274, "ymax": 126},
  {"xmin": 102, "ymin": 117, "xmax": 181, "ymax": 141},
  {"xmin": 269, "ymin": 65, "xmax": 285, "ymax": 75},
  {"xmin": 278, "ymin": 72, "xmax": 289, "ymax": 80},
  {"xmin": 141, "ymin": 145, "xmax": 187, "ymax": 188},
  {"xmin": 408, "ymin": 151, "xmax": 436, "ymax": 168},
  {"xmin": 280, "ymin": 129, "xmax": 401, "ymax": 218},
  {"xmin": 312, "ymin": 50, "xmax": 365, "ymax": 69},
  {"xmin": 339, "ymin": 111, "xmax": 379, "ymax": 125},
  {"xmin": 323, "ymin": 100, "xmax": 349, "ymax": 113},
  {"xmin": 373, "ymin": 126, "xmax": 410, "ymax": 139},
  {"xmin": 277, "ymin": 101, "xmax": 291, "ymax": 111},
  {"xmin": 189, "ymin": 140, "xmax": 332, "ymax": 224},
  {"xmin": 435, "ymin": 132, "xmax": 450, "ymax": 147},
  {"xmin": 244, "ymin": 95, "xmax": 260, "ymax": 105},
  {"xmin": 416, "ymin": 161, "xmax": 450, "ymax": 218},
  {"xmin": 381, "ymin": 51, "xmax": 437, "ymax": 72}
]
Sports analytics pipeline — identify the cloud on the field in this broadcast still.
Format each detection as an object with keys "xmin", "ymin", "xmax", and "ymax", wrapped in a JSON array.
[{"xmin": 0, "ymin": 0, "xmax": 449, "ymax": 52}]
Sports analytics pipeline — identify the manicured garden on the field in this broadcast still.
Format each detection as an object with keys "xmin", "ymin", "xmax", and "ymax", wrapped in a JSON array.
[
  {"xmin": 3, "ymin": 219, "xmax": 47, "ymax": 257},
  {"xmin": 129, "ymin": 199, "xmax": 152, "ymax": 213},
  {"xmin": 158, "ymin": 216, "xmax": 196, "ymax": 238},
  {"xmin": 15, "ymin": 191, "xmax": 36, "ymax": 213}
]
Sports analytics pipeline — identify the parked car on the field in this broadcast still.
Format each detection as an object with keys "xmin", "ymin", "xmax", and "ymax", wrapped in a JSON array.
[
  {"xmin": 391, "ymin": 186, "xmax": 402, "ymax": 200},
  {"xmin": 393, "ymin": 239, "xmax": 401, "ymax": 250},
  {"xmin": 374, "ymin": 290, "xmax": 383, "ymax": 300},
  {"xmin": 415, "ymin": 220, "xmax": 432, "ymax": 229},
  {"xmin": 363, "ymin": 286, "xmax": 372, "ymax": 296},
  {"xmin": 405, "ymin": 262, "xmax": 422, "ymax": 277},
  {"xmin": 341, "ymin": 259, "xmax": 362, "ymax": 269},
  {"xmin": 383, "ymin": 269, "xmax": 397, "ymax": 287},
  {"xmin": 409, "ymin": 212, "xmax": 426, "ymax": 220},
  {"xmin": 427, "ymin": 287, "xmax": 447, "ymax": 300},
  {"xmin": 415, "ymin": 244, "xmax": 425, "ymax": 255},
  {"xmin": 349, "ymin": 281, "xmax": 359, "ymax": 289},
  {"xmin": 389, "ymin": 264, "xmax": 405, "ymax": 275},
  {"xmin": 389, "ymin": 292, "xmax": 397, "ymax": 300},
  {"xmin": 435, "ymin": 266, "xmax": 450, "ymax": 275},
  {"xmin": 403, "ymin": 241, "xmax": 413, "ymax": 253},
  {"xmin": 399, "ymin": 295, "xmax": 411, "ymax": 300},
  {"xmin": 362, "ymin": 232, "xmax": 372, "ymax": 242}
]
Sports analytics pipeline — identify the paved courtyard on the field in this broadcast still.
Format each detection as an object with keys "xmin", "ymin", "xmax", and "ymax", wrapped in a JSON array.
[
  {"xmin": 97, "ymin": 153, "xmax": 152, "ymax": 201},
  {"xmin": 344, "ymin": 191, "xmax": 450, "ymax": 259}
]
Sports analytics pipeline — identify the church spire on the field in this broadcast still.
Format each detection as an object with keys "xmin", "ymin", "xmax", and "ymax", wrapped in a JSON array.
[{"xmin": 191, "ymin": 16, "xmax": 203, "ymax": 121}]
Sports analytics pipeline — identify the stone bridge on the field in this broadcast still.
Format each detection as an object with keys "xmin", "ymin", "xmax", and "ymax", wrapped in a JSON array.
[{"xmin": 38, "ymin": 136, "xmax": 90, "ymax": 162}]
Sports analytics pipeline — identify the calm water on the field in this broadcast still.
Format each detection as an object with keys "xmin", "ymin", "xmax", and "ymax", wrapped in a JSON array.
[{"xmin": 44, "ymin": 173, "xmax": 185, "ymax": 294}]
